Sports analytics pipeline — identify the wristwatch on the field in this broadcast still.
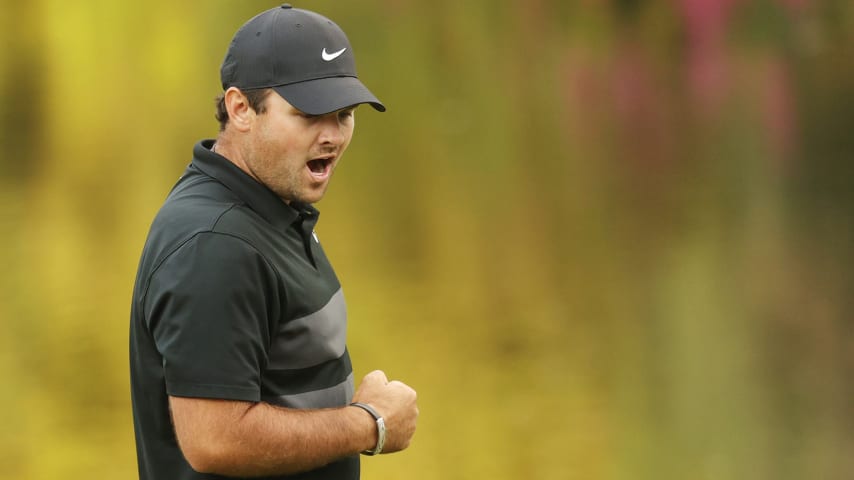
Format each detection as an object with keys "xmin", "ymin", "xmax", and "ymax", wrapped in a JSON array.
[{"xmin": 349, "ymin": 402, "xmax": 386, "ymax": 455}]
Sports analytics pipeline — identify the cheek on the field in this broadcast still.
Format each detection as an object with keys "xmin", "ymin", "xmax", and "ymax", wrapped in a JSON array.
[
  {"xmin": 258, "ymin": 125, "xmax": 302, "ymax": 157},
  {"xmin": 340, "ymin": 125, "xmax": 355, "ymax": 151}
]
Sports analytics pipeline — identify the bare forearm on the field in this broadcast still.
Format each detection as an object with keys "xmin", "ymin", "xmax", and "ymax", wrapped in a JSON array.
[
  {"xmin": 170, "ymin": 370, "xmax": 418, "ymax": 476},
  {"xmin": 227, "ymin": 402, "xmax": 373, "ymax": 476},
  {"xmin": 172, "ymin": 397, "xmax": 375, "ymax": 477}
]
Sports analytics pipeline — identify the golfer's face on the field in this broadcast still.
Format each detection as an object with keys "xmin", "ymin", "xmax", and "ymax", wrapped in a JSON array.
[{"xmin": 244, "ymin": 92, "xmax": 355, "ymax": 204}]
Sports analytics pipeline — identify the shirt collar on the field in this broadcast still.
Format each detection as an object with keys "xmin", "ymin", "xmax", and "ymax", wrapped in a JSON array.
[{"xmin": 192, "ymin": 139, "xmax": 319, "ymax": 232}]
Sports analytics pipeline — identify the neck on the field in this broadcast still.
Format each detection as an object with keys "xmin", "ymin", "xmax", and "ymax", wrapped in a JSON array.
[
  {"xmin": 213, "ymin": 135, "xmax": 249, "ymax": 177},
  {"xmin": 210, "ymin": 134, "xmax": 291, "ymax": 206}
]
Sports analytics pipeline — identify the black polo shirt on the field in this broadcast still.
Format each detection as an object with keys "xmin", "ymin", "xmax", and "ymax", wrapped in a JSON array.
[{"xmin": 130, "ymin": 140, "xmax": 358, "ymax": 480}]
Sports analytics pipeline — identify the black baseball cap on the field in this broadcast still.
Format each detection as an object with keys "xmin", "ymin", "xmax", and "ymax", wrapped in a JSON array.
[{"xmin": 220, "ymin": 4, "xmax": 385, "ymax": 115}]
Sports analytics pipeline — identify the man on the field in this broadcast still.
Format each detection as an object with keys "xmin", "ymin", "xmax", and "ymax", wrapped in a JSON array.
[{"xmin": 129, "ymin": 5, "xmax": 418, "ymax": 479}]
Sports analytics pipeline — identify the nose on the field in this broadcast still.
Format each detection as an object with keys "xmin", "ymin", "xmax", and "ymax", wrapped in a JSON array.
[{"xmin": 317, "ymin": 113, "xmax": 347, "ymax": 146}]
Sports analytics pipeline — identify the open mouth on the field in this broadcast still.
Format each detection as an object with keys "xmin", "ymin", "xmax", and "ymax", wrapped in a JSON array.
[{"xmin": 307, "ymin": 158, "xmax": 332, "ymax": 176}]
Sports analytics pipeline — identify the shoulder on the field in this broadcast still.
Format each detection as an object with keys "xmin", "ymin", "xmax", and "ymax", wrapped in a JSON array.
[
  {"xmin": 136, "ymin": 179, "xmax": 277, "ymax": 299},
  {"xmin": 140, "ymin": 230, "xmax": 281, "ymax": 321},
  {"xmin": 152, "ymin": 230, "xmax": 276, "ymax": 284},
  {"xmin": 146, "ymin": 170, "xmax": 267, "ymax": 259}
]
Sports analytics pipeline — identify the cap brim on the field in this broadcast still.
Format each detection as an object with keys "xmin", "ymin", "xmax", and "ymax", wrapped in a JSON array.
[{"xmin": 273, "ymin": 76, "xmax": 385, "ymax": 115}]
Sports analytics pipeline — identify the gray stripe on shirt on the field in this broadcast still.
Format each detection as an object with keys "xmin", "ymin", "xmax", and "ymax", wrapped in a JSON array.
[
  {"xmin": 262, "ymin": 372, "xmax": 355, "ymax": 409},
  {"xmin": 268, "ymin": 288, "xmax": 347, "ymax": 370}
]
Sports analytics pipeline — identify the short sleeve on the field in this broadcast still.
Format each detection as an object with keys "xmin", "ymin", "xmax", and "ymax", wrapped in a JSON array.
[{"xmin": 144, "ymin": 232, "xmax": 281, "ymax": 402}]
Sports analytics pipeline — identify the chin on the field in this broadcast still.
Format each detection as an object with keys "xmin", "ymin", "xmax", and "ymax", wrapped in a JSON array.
[{"xmin": 299, "ymin": 188, "xmax": 329, "ymax": 205}]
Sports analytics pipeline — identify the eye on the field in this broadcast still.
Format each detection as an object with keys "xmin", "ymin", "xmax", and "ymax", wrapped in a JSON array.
[{"xmin": 338, "ymin": 109, "xmax": 355, "ymax": 121}]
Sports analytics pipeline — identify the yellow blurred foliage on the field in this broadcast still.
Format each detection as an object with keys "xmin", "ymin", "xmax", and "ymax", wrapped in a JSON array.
[{"xmin": 1, "ymin": 1, "xmax": 852, "ymax": 479}]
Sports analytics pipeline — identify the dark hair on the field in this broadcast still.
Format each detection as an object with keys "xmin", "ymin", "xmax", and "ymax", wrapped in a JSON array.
[{"xmin": 215, "ymin": 88, "xmax": 274, "ymax": 131}]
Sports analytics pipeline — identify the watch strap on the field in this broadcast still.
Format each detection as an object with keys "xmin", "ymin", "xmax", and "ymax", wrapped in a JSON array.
[{"xmin": 349, "ymin": 402, "xmax": 386, "ymax": 455}]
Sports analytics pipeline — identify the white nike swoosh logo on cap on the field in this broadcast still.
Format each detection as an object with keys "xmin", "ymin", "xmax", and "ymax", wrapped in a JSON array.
[{"xmin": 321, "ymin": 47, "xmax": 347, "ymax": 61}]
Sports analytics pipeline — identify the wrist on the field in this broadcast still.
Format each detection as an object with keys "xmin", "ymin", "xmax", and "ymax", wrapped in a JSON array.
[{"xmin": 348, "ymin": 402, "xmax": 386, "ymax": 455}]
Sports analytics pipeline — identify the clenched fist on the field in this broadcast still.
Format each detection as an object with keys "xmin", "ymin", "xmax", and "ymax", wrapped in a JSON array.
[{"xmin": 351, "ymin": 370, "xmax": 419, "ymax": 453}]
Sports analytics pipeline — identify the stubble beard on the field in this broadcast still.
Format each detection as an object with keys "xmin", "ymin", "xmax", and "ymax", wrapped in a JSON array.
[{"xmin": 271, "ymin": 166, "xmax": 331, "ymax": 205}]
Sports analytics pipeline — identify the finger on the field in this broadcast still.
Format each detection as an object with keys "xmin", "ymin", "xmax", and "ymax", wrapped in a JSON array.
[
  {"xmin": 388, "ymin": 380, "xmax": 416, "ymax": 397},
  {"xmin": 365, "ymin": 370, "xmax": 388, "ymax": 385}
]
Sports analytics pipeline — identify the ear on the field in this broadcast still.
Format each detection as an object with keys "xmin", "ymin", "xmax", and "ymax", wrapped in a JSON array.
[{"xmin": 223, "ymin": 87, "xmax": 255, "ymax": 132}]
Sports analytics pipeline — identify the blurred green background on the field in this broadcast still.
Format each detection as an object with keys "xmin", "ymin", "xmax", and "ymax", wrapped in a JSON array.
[{"xmin": 1, "ymin": 0, "xmax": 852, "ymax": 478}]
